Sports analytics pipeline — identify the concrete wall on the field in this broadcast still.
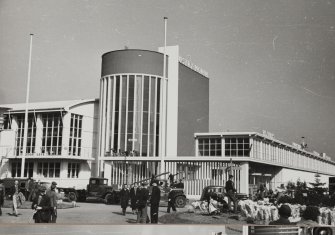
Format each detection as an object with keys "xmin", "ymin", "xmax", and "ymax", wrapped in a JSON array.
[
  {"xmin": 177, "ymin": 64, "xmax": 209, "ymax": 156},
  {"xmin": 101, "ymin": 50, "xmax": 164, "ymax": 77}
]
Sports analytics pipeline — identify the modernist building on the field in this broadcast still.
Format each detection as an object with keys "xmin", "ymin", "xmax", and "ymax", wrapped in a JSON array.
[
  {"xmin": 1, "ymin": 46, "xmax": 334, "ymax": 198},
  {"xmin": 0, "ymin": 100, "xmax": 98, "ymax": 188}
]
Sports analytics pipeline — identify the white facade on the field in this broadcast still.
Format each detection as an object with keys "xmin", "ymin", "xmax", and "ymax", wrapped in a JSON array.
[{"xmin": 0, "ymin": 99, "xmax": 98, "ymax": 189}]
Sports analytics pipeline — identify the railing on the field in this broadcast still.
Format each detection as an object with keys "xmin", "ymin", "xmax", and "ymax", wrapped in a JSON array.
[{"xmin": 0, "ymin": 146, "xmax": 94, "ymax": 159}]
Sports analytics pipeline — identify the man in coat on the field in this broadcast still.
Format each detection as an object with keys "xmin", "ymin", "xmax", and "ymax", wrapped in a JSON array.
[
  {"xmin": 119, "ymin": 184, "xmax": 130, "ymax": 215},
  {"xmin": 150, "ymin": 182, "xmax": 161, "ymax": 223},
  {"xmin": 136, "ymin": 182, "xmax": 150, "ymax": 223},
  {"xmin": 46, "ymin": 181, "xmax": 58, "ymax": 223},
  {"xmin": 11, "ymin": 180, "xmax": 20, "ymax": 217},
  {"xmin": 225, "ymin": 174, "xmax": 237, "ymax": 213},
  {"xmin": 129, "ymin": 183, "xmax": 138, "ymax": 214},
  {"xmin": 31, "ymin": 186, "xmax": 51, "ymax": 223},
  {"xmin": 167, "ymin": 189, "xmax": 176, "ymax": 213}
]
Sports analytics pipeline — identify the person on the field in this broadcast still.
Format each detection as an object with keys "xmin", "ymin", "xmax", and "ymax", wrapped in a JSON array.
[
  {"xmin": 225, "ymin": 175, "xmax": 237, "ymax": 213},
  {"xmin": 176, "ymin": 179, "xmax": 184, "ymax": 189},
  {"xmin": 257, "ymin": 184, "xmax": 268, "ymax": 200},
  {"xmin": 129, "ymin": 183, "xmax": 138, "ymax": 214},
  {"xmin": 119, "ymin": 184, "xmax": 130, "ymax": 215},
  {"xmin": 136, "ymin": 182, "xmax": 150, "ymax": 223},
  {"xmin": 0, "ymin": 180, "xmax": 5, "ymax": 216},
  {"xmin": 150, "ymin": 182, "xmax": 161, "ymax": 223},
  {"xmin": 31, "ymin": 186, "xmax": 51, "ymax": 223},
  {"xmin": 150, "ymin": 174, "xmax": 158, "ymax": 186},
  {"xmin": 274, "ymin": 184, "xmax": 286, "ymax": 204},
  {"xmin": 135, "ymin": 184, "xmax": 143, "ymax": 223},
  {"xmin": 46, "ymin": 181, "xmax": 58, "ymax": 223},
  {"xmin": 269, "ymin": 204, "xmax": 294, "ymax": 225},
  {"xmin": 27, "ymin": 177, "xmax": 35, "ymax": 201},
  {"xmin": 11, "ymin": 180, "xmax": 20, "ymax": 217},
  {"xmin": 298, "ymin": 206, "xmax": 320, "ymax": 227},
  {"xmin": 168, "ymin": 174, "xmax": 174, "ymax": 186},
  {"xmin": 167, "ymin": 188, "xmax": 176, "ymax": 213}
]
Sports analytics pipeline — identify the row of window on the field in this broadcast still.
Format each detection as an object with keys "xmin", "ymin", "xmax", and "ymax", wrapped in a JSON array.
[
  {"xmin": 198, "ymin": 137, "xmax": 250, "ymax": 157},
  {"xmin": 11, "ymin": 161, "xmax": 80, "ymax": 178},
  {"xmin": 101, "ymin": 74, "xmax": 161, "ymax": 157}
]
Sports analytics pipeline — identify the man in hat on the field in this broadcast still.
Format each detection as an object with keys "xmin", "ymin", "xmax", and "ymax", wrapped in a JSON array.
[
  {"xmin": 120, "ymin": 184, "xmax": 130, "ymax": 215},
  {"xmin": 150, "ymin": 182, "xmax": 161, "ymax": 223},
  {"xmin": 0, "ymin": 180, "xmax": 5, "ymax": 216},
  {"xmin": 130, "ymin": 183, "xmax": 138, "ymax": 214},
  {"xmin": 31, "ymin": 186, "xmax": 51, "ymax": 223},
  {"xmin": 269, "ymin": 204, "xmax": 294, "ymax": 225},
  {"xmin": 136, "ymin": 182, "xmax": 150, "ymax": 223},
  {"xmin": 225, "ymin": 175, "xmax": 237, "ymax": 213},
  {"xmin": 167, "ymin": 188, "xmax": 176, "ymax": 213},
  {"xmin": 46, "ymin": 181, "xmax": 58, "ymax": 223}
]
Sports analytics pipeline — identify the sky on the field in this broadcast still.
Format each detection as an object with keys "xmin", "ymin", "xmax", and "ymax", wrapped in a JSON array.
[{"xmin": 1, "ymin": 0, "xmax": 335, "ymax": 159}]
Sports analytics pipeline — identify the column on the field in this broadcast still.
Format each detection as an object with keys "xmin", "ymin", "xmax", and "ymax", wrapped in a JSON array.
[
  {"xmin": 61, "ymin": 113, "xmax": 71, "ymax": 156},
  {"xmin": 34, "ymin": 114, "xmax": 43, "ymax": 154},
  {"xmin": 240, "ymin": 162, "xmax": 249, "ymax": 194}
]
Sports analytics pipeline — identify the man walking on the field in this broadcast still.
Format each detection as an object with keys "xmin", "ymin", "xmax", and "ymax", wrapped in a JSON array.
[
  {"xmin": 119, "ymin": 184, "xmax": 130, "ymax": 215},
  {"xmin": 167, "ymin": 189, "xmax": 176, "ymax": 213},
  {"xmin": 225, "ymin": 174, "xmax": 237, "ymax": 213},
  {"xmin": 129, "ymin": 183, "xmax": 138, "ymax": 214},
  {"xmin": 11, "ymin": 180, "xmax": 20, "ymax": 217},
  {"xmin": 46, "ymin": 181, "xmax": 58, "ymax": 223},
  {"xmin": 31, "ymin": 186, "xmax": 51, "ymax": 223},
  {"xmin": 150, "ymin": 182, "xmax": 160, "ymax": 223},
  {"xmin": 0, "ymin": 180, "xmax": 5, "ymax": 216},
  {"xmin": 136, "ymin": 182, "xmax": 150, "ymax": 223}
]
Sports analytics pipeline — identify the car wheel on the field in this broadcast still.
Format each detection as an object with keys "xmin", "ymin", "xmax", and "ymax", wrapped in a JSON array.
[
  {"xmin": 68, "ymin": 192, "xmax": 77, "ymax": 202},
  {"xmin": 105, "ymin": 193, "xmax": 114, "ymax": 205},
  {"xmin": 175, "ymin": 196, "xmax": 186, "ymax": 208},
  {"xmin": 312, "ymin": 227, "xmax": 333, "ymax": 235}
]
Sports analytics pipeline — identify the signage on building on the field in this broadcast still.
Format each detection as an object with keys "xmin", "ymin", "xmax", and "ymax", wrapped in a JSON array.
[
  {"xmin": 178, "ymin": 56, "xmax": 209, "ymax": 78},
  {"xmin": 262, "ymin": 130, "xmax": 275, "ymax": 139}
]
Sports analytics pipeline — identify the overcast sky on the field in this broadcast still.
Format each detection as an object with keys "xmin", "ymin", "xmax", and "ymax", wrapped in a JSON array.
[{"xmin": 1, "ymin": 0, "xmax": 335, "ymax": 159}]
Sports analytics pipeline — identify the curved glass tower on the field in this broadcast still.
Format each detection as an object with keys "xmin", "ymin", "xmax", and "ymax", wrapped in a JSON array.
[{"xmin": 99, "ymin": 49, "xmax": 165, "ymax": 157}]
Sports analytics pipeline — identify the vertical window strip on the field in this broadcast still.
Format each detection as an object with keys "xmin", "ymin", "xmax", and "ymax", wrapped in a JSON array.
[
  {"xmin": 118, "ymin": 76, "xmax": 122, "ymax": 151},
  {"xmin": 111, "ymin": 76, "xmax": 116, "ymax": 153},
  {"xmin": 147, "ymin": 76, "xmax": 151, "ymax": 156},
  {"xmin": 125, "ymin": 75, "xmax": 129, "ymax": 152},
  {"xmin": 105, "ymin": 76, "xmax": 112, "ymax": 154},
  {"xmin": 153, "ymin": 77, "xmax": 157, "ymax": 156},
  {"xmin": 140, "ymin": 75, "xmax": 144, "ymax": 156}
]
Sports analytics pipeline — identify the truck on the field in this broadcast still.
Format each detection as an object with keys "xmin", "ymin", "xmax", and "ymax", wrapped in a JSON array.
[
  {"xmin": 136, "ymin": 172, "xmax": 188, "ymax": 208},
  {"xmin": 54, "ymin": 177, "xmax": 120, "ymax": 204}
]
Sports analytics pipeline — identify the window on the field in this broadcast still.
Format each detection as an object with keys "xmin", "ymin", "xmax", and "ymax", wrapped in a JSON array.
[
  {"xmin": 68, "ymin": 114, "xmax": 82, "ymax": 156},
  {"xmin": 11, "ymin": 161, "xmax": 22, "ymax": 177},
  {"xmin": 37, "ymin": 162, "xmax": 60, "ymax": 178},
  {"xmin": 68, "ymin": 162, "xmax": 80, "ymax": 178},
  {"xmin": 198, "ymin": 137, "xmax": 221, "ymax": 156},
  {"xmin": 225, "ymin": 137, "xmax": 250, "ymax": 157},
  {"xmin": 41, "ymin": 113, "xmax": 63, "ymax": 155},
  {"xmin": 15, "ymin": 114, "xmax": 36, "ymax": 155}
]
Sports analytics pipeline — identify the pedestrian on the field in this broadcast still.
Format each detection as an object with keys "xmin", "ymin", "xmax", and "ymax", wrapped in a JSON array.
[
  {"xmin": 129, "ymin": 183, "xmax": 138, "ymax": 214},
  {"xmin": 27, "ymin": 177, "xmax": 35, "ymax": 201},
  {"xmin": 46, "ymin": 181, "xmax": 58, "ymax": 223},
  {"xmin": 119, "ymin": 184, "xmax": 130, "ymax": 215},
  {"xmin": 31, "ymin": 186, "xmax": 51, "ymax": 223},
  {"xmin": 11, "ymin": 180, "xmax": 20, "ymax": 217},
  {"xmin": 150, "ymin": 182, "xmax": 161, "ymax": 223},
  {"xmin": 225, "ymin": 174, "xmax": 237, "ymax": 213},
  {"xmin": 0, "ymin": 180, "xmax": 5, "ymax": 216},
  {"xmin": 167, "ymin": 189, "xmax": 176, "ymax": 213},
  {"xmin": 135, "ymin": 184, "xmax": 143, "ymax": 223},
  {"xmin": 269, "ymin": 204, "xmax": 295, "ymax": 225},
  {"xmin": 136, "ymin": 182, "xmax": 150, "ymax": 223}
]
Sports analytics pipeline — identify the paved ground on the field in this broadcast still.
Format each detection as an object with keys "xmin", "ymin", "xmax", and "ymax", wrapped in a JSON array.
[{"xmin": 0, "ymin": 201, "xmax": 182, "ymax": 224}]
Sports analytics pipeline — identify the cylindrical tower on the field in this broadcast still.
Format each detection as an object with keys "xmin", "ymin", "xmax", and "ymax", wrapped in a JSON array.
[{"xmin": 99, "ymin": 49, "xmax": 165, "ymax": 158}]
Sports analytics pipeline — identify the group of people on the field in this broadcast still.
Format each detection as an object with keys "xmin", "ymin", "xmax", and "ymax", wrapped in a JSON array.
[
  {"xmin": 0, "ymin": 179, "xmax": 58, "ymax": 223},
  {"xmin": 119, "ymin": 180, "xmax": 176, "ymax": 224}
]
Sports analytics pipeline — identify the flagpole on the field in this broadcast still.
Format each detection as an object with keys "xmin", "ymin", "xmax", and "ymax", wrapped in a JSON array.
[
  {"xmin": 21, "ymin": 33, "xmax": 34, "ymax": 178},
  {"xmin": 160, "ymin": 17, "xmax": 168, "ymax": 176}
]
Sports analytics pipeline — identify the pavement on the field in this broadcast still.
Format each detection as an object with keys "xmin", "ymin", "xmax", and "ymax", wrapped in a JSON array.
[{"xmin": 0, "ymin": 202, "xmax": 246, "ymax": 235}]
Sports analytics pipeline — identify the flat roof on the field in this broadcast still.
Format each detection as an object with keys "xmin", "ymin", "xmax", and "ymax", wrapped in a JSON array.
[
  {"xmin": 194, "ymin": 131, "xmax": 333, "ymax": 164},
  {"xmin": 0, "ymin": 99, "xmax": 98, "ymax": 113}
]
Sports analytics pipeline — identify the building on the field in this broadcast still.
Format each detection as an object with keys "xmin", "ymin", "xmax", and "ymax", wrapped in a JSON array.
[
  {"xmin": 1, "ymin": 45, "xmax": 334, "ymax": 197},
  {"xmin": 0, "ymin": 99, "xmax": 98, "ymax": 188}
]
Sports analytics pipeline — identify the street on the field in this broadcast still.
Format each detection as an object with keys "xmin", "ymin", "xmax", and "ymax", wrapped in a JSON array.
[{"xmin": 0, "ymin": 202, "xmax": 247, "ymax": 234}]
